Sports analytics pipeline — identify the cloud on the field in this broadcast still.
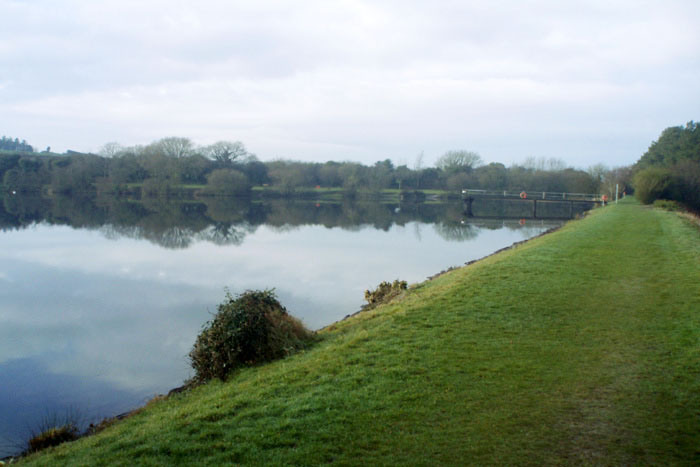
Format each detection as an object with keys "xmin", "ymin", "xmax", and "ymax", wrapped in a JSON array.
[{"xmin": 1, "ymin": 0, "xmax": 698, "ymax": 166}]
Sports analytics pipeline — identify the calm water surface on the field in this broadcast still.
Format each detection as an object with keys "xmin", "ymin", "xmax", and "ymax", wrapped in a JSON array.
[{"xmin": 0, "ymin": 196, "xmax": 563, "ymax": 455}]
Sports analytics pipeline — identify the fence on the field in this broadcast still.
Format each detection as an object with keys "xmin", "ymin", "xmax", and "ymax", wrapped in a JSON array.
[{"xmin": 461, "ymin": 189, "xmax": 602, "ymax": 202}]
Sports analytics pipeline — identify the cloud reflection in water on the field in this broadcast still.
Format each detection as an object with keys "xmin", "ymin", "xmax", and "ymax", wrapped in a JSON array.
[{"xmin": 0, "ymin": 206, "xmax": 560, "ymax": 457}]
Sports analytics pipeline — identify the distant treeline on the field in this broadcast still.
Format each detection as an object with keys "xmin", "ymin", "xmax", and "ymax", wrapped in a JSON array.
[
  {"xmin": 0, "ymin": 135, "xmax": 34, "ymax": 153},
  {"xmin": 0, "ymin": 136, "xmax": 620, "ymax": 199},
  {"xmin": 633, "ymin": 121, "xmax": 700, "ymax": 210}
]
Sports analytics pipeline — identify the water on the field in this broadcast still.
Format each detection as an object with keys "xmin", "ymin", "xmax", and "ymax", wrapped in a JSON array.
[{"xmin": 0, "ymin": 196, "xmax": 563, "ymax": 456}]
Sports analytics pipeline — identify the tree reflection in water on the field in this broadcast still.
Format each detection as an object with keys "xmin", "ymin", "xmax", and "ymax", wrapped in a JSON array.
[{"xmin": 0, "ymin": 194, "xmax": 570, "ymax": 249}]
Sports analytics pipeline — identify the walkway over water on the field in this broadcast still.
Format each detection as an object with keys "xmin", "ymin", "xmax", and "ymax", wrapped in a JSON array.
[{"xmin": 462, "ymin": 189, "xmax": 604, "ymax": 219}]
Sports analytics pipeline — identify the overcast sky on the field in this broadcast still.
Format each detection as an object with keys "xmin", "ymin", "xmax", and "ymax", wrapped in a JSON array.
[{"xmin": 1, "ymin": 0, "xmax": 698, "ymax": 168}]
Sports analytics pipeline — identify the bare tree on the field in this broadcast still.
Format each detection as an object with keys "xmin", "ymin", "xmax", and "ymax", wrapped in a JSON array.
[
  {"xmin": 587, "ymin": 163, "xmax": 608, "ymax": 192},
  {"xmin": 99, "ymin": 142, "xmax": 124, "ymax": 158},
  {"xmin": 523, "ymin": 156, "xmax": 567, "ymax": 171},
  {"xmin": 203, "ymin": 141, "xmax": 249, "ymax": 165},
  {"xmin": 154, "ymin": 137, "xmax": 195, "ymax": 158},
  {"xmin": 414, "ymin": 151, "xmax": 424, "ymax": 171},
  {"xmin": 436, "ymin": 150, "xmax": 483, "ymax": 173},
  {"xmin": 414, "ymin": 151, "xmax": 424, "ymax": 188}
]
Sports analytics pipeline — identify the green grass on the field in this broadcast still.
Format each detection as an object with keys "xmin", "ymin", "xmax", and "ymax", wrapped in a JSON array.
[{"xmin": 20, "ymin": 199, "xmax": 700, "ymax": 465}]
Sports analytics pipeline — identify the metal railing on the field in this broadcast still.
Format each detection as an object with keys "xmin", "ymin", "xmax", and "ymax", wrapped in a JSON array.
[{"xmin": 461, "ymin": 189, "xmax": 602, "ymax": 202}]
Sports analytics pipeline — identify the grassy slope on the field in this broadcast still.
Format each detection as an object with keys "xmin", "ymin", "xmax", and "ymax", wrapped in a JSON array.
[{"xmin": 23, "ymin": 199, "xmax": 700, "ymax": 465}]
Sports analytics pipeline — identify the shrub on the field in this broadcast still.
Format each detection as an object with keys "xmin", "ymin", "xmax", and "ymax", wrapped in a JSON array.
[
  {"xmin": 652, "ymin": 199, "xmax": 683, "ymax": 212},
  {"xmin": 189, "ymin": 290, "xmax": 315, "ymax": 383},
  {"xmin": 28, "ymin": 424, "xmax": 80, "ymax": 453},
  {"xmin": 364, "ymin": 280, "xmax": 408, "ymax": 309},
  {"xmin": 201, "ymin": 168, "xmax": 251, "ymax": 196},
  {"xmin": 633, "ymin": 167, "xmax": 673, "ymax": 204}
]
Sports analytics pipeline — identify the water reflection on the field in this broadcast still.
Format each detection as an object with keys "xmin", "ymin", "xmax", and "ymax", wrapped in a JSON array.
[
  {"xmin": 1, "ymin": 195, "xmax": 560, "ymax": 249},
  {"xmin": 0, "ymin": 194, "xmax": 566, "ymax": 457},
  {"xmin": 0, "ymin": 358, "xmax": 143, "ymax": 454}
]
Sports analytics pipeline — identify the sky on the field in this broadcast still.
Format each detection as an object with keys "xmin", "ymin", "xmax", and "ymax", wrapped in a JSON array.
[{"xmin": 1, "ymin": 0, "xmax": 698, "ymax": 168}]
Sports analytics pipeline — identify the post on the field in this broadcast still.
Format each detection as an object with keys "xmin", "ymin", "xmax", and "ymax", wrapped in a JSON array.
[{"xmin": 615, "ymin": 184, "xmax": 619, "ymax": 203}]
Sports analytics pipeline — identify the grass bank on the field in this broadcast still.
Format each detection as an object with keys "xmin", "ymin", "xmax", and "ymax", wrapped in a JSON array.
[{"xmin": 21, "ymin": 199, "xmax": 700, "ymax": 465}]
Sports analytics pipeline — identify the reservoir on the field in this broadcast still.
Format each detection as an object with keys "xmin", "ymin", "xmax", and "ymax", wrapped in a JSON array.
[{"xmin": 0, "ymin": 196, "xmax": 563, "ymax": 456}]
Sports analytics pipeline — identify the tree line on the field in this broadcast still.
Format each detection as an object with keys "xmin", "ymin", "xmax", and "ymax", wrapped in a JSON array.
[
  {"xmin": 0, "ymin": 136, "xmax": 34, "ymax": 153},
  {"xmin": 0, "ymin": 136, "xmax": 619, "ymax": 199},
  {"xmin": 633, "ymin": 121, "xmax": 700, "ymax": 210}
]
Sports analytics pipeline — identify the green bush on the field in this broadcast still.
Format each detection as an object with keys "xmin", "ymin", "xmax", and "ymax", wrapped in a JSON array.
[
  {"xmin": 633, "ymin": 167, "xmax": 673, "ymax": 204},
  {"xmin": 364, "ymin": 280, "xmax": 408, "ymax": 309},
  {"xmin": 201, "ymin": 168, "xmax": 251, "ymax": 196},
  {"xmin": 652, "ymin": 199, "xmax": 683, "ymax": 212},
  {"xmin": 189, "ymin": 290, "xmax": 315, "ymax": 383}
]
